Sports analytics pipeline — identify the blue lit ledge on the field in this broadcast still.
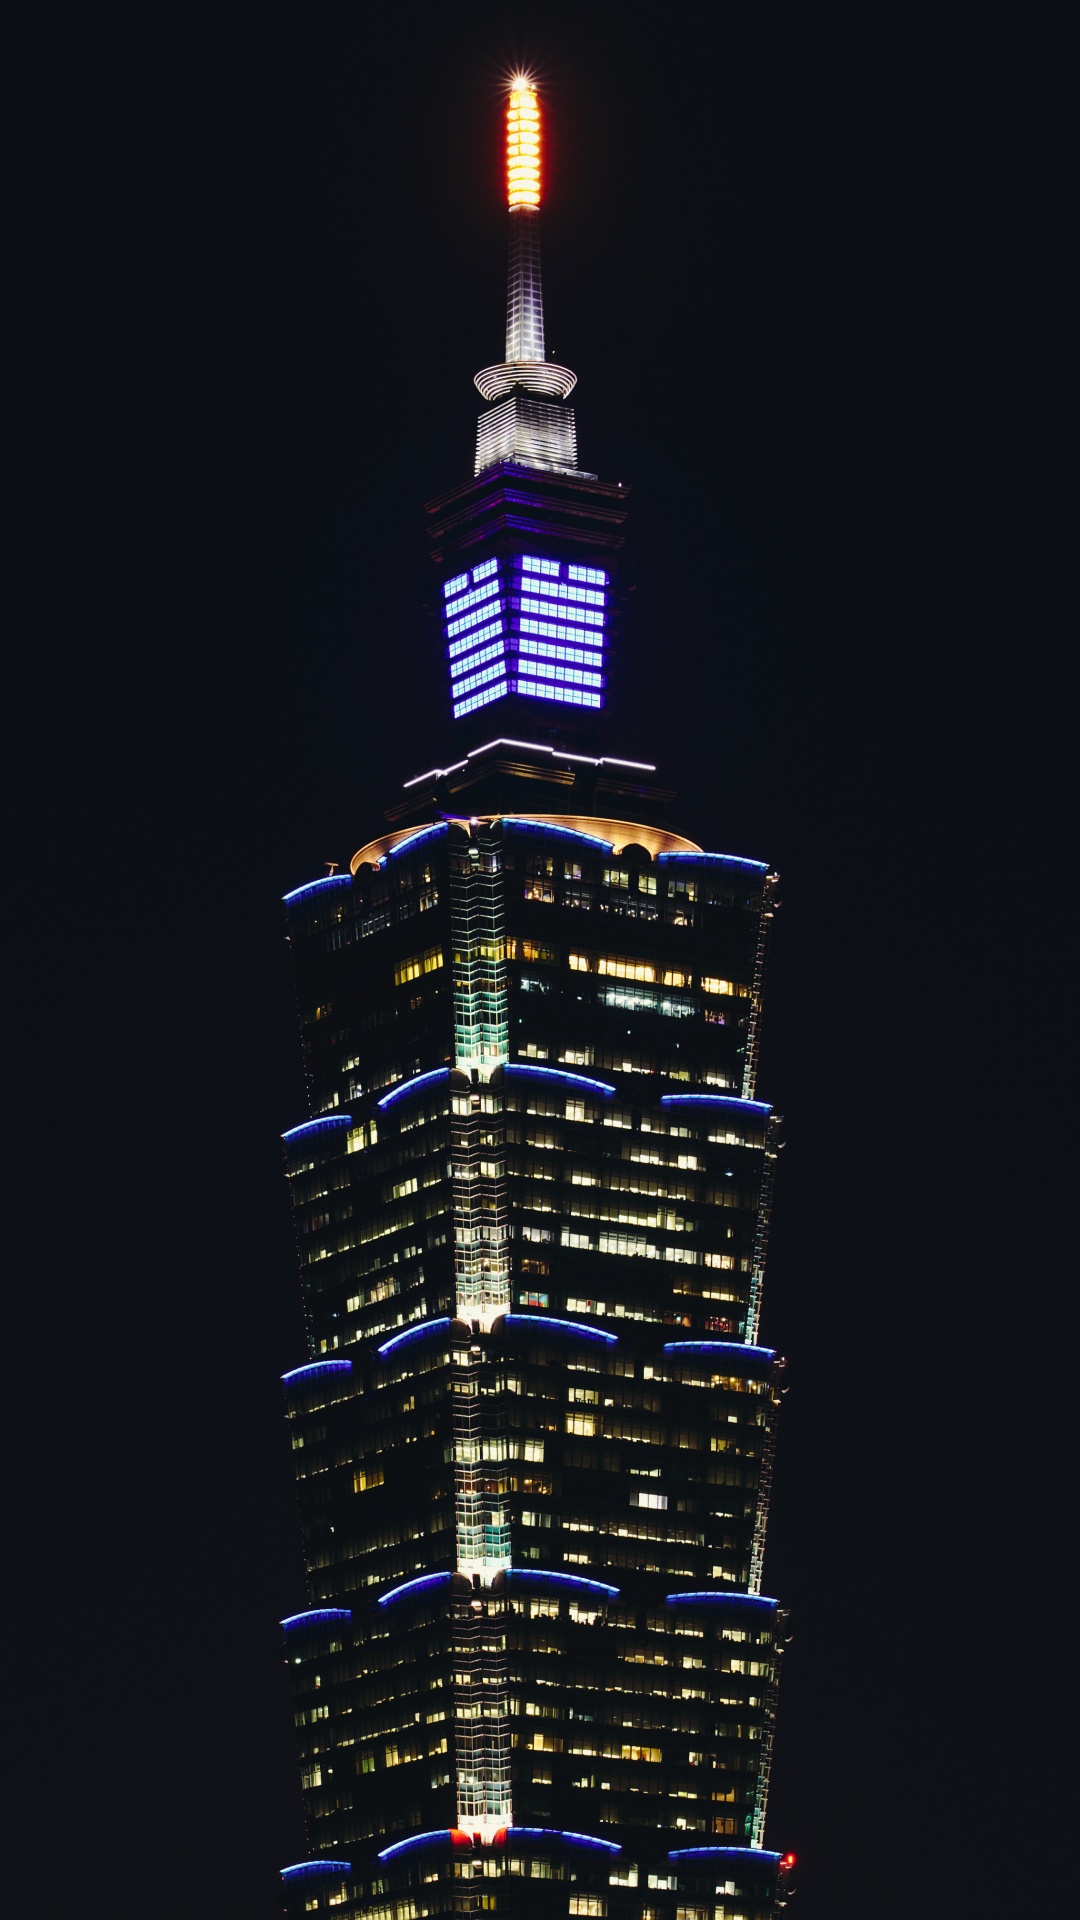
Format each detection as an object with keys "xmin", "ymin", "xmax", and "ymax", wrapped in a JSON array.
[
  {"xmin": 280, "ymin": 1860, "xmax": 352, "ymax": 1880},
  {"xmin": 377, "ymin": 1068, "xmax": 451, "ymax": 1111},
  {"xmin": 657, "ymin": 852, "xmax": 769, "ymax": 874},
  {"xmin": 504, "ymin": 1063, "xmax": 616, "ymax": 1096},
  {"xmin": 500, "ymin": 817, "xmax": 614, "ymax": 852},
  {"xmin": 505, "ymin": 1569, "xmax": 619, "ymax": 1598},
  {"xmin": 663, "ymin": 1342, "xmax": 776, "ymax": 1363},
  {"xmin": 384, "ymin": 823, "xmax": 449, "ymax": 862},
  {"xmin": 281, "ymin": 1359, "xmax": 353, "ymax": 1387},
  {"xmin": 377, "ymin": 1572, "xmax": 453, "ymax": 1609},
  {"xmin": 659, "ymin": 1094, "xmax": 772, "ymax": 1115},
  {"xmin": 280, "ymin": 1608, "xmax": 353, "ymax": 1631},
  {"xmin": 281, "ymin": 1115, "xmax": 353, "ymax": 1143},
  {"xmin": 377, "ymin": 1317, "xmax": 452, "ymax": 1359},
  {"xmin": 506, "ymin": 1829, "xmax": 621, "ymax": 1855},
  {"xmin": 378, "ymin": 1830, "xmax": 464, "ymax": 1863},
  {"xmin": 503, "ymin": 1313, "xmax": 618, "ymax": 1347},
  {"xmin": 668, "ymin": 1847, "xmax": 781, "ymax": 1864},
  {"xmin": 282, "ymin": 875, "xmax": 353, "ymax": 906},
  {"xmin": 665, "ymin": 1590, "xmax": 778, "ymax": 1609}
]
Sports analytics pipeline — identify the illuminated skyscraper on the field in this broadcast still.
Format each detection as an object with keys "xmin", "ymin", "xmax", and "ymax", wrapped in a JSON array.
[{"xmin": 276, "ymin": 78, "xmax": 796, "ymax": 1920}]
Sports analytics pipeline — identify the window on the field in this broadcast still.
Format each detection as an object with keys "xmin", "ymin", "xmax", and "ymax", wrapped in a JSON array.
[
  {"xmin": 394, "ymin": 946, "xmax": 444, "ymax": 986},
  {"xmin": 597, "ymin": 956, "xmax": 656, "ymax": 983}
]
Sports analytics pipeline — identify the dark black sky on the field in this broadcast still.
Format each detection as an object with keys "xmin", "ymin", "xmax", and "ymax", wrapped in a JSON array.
[{"xmin": 9, "ymin": 8, "xmax": 1070, "ymax": 1918}]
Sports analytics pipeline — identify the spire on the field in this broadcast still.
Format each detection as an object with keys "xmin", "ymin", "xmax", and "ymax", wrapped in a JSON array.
[{"xmin": 474, "ymin": 78, "xmax": 577, "ymax": 418}]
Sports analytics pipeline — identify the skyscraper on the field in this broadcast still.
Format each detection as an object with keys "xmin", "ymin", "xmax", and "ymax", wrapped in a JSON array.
[{"xmin": 275, "ymin": 77, "xmax": 796, "ymax": 1920}]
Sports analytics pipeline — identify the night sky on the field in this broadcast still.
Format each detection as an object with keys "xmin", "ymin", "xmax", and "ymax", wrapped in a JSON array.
[{"xmin": 10, "ymin": 9, "xmax": 1068, "ymax": 1917}]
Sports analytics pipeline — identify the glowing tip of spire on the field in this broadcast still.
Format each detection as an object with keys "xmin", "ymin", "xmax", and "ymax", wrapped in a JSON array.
[{"xmin": 506, "ymin": 75, "xmax": 541, "ymax": 210}]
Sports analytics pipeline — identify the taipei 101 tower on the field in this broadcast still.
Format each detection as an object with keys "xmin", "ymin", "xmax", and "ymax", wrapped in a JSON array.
[{"xmin": 274, "ymin": 78, "xmax": 797, "ymax": 1919}]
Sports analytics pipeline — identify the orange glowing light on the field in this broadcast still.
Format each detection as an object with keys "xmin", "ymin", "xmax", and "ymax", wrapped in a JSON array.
[{"xmin": 507, "ymin": 77, "xmax": 541, "ymax": 209}]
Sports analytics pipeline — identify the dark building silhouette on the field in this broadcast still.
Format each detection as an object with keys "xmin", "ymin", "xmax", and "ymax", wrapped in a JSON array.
[{"xmin": 276, "ymin": 77, "xmax": 796, "ymax": 1920}]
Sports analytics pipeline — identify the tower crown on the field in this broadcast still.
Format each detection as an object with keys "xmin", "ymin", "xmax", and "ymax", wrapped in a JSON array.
[{"xmin": 429, "ymin": 79, "xmax": 627, "ymax": 736}]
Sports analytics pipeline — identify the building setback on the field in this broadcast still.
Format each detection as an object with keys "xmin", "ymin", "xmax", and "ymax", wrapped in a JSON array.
[{"xmin": 276, "ymin": 77, "xmax": 796, "ymax": 1920}]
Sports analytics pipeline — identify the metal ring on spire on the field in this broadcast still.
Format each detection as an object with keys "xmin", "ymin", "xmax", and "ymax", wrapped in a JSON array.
[{"xmin": 474, "ymin": 362, "xmax": 578, "ymax": 402}]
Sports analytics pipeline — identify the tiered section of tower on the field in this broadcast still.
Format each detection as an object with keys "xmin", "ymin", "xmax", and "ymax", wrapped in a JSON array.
[
  {"xmin": 277, "ymin": 820, "xmax": 793, "ymax": 1917},
  {"xmin": 273, "ymin": 76, "xmax": 794, "ymax": 1920}
]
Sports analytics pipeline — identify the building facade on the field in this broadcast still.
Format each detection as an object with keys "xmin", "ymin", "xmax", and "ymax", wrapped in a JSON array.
[{"xmin": 275, "ymin": 79, "xmax": 795, "ymax": 1920}]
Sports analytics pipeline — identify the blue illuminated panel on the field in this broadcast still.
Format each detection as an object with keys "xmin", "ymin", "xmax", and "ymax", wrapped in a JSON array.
[{"xmin": 442, "ymin": 553, "xmax": 609, "ymax": 718}]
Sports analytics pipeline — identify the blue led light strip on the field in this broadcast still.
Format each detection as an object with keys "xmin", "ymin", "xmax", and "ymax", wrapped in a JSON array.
[
  {"xmin": 664, "ymin": 1590, "xmax": 778, "ymax": 1608},
  {"xmin": 282, "ymin": 874, "xmax": 353, "ymax": 906},
  {"xmin": 504, "ymin": 1063, "xmax": 616, "ymax": 1095},
  {"xmin": 377, "ymin": 1572, "xmax": 453, "ymax": 1609},
  {"xmin": 280, "ymin": 1608, "xmax": 353, "ymax": 1630},
  {"xmin": 503, "ymin": 1313, "xmax": 618, "ymax": 1347},
  {"xmin": 280, "ymin": 1861, "xmax": 352, "ymax": 1880},
  {"xmin": 505, "ymin": 1569, "xmax": 619, "ymax": 1598},
  {"xmin": 281, "ymin": 1115, "xmax": 353, "ymax": 1142},
  {"xmin": 659, "ymin": 1095, "xmax": 772, "ymax": 1115},
  {"xmin": 658, "ymin": 851, "xmax": 769, "ymax": 873},
  {"xmin": 662, "ymin": 1342, "xmax": 776, "ymax": 1362},
  {"xmin": 668, "ymin": 1848, "xmax": 783, "ymax": 1863},
  {"xmin": 378, "ymin": 1830, "xmax": 462, "ymax": 1862},
  {"xmin": 280, "ymin": 1359, "xmax": 353, "ymax": 1386},
  {"xmin": 376, "ymin": 1317, "xmax": 452, "ymax": 1359},
  {"xmin": 500, "ymin": 820, "xmax": 613, "ymax": 851},
  {"xmin": 377, "ymin": 1068, "xmax": 451, "ymax": 1111},
  {"xmin": 505, "ymin": 1829, "xmax": 621, "ymax": 1855},
  {"xmin": 386, "ymin": 823, "xmax": 448, "ymax": 860}
]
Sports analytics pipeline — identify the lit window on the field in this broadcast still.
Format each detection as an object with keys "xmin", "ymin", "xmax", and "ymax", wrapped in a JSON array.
[{"xmin": 393, "ymin": 946, "xmax": 444, "ymax": 985}]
